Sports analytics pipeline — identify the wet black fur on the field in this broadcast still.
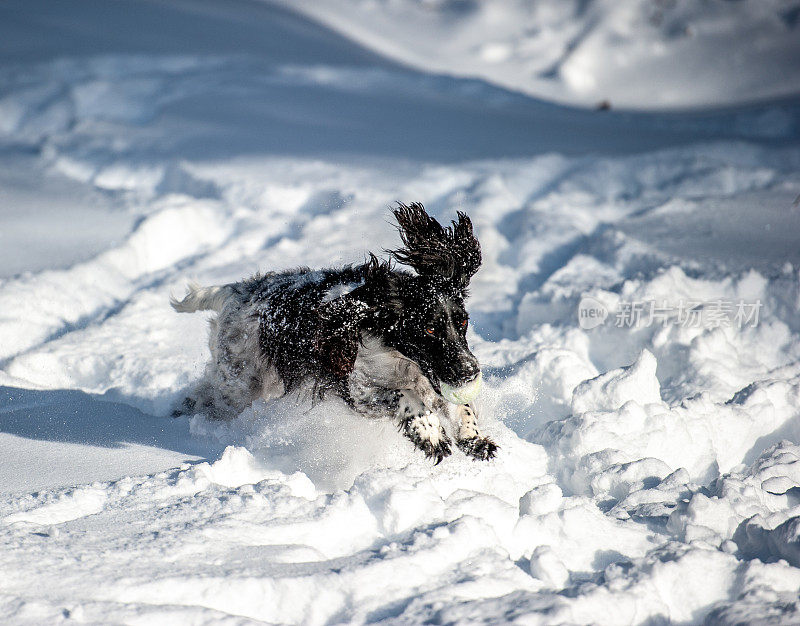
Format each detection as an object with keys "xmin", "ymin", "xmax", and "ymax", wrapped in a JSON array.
[{"xmin": 243, "ymin": 202, "xmax": 482, "ymax": 401}]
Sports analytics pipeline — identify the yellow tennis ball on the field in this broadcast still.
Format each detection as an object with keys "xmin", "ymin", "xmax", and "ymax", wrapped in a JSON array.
[{"xmin": 440, "ymin": 371, "xmax": 482, "ymax": 405}]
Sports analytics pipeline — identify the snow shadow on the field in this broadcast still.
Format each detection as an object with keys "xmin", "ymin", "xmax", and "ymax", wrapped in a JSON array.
[
  {"xmin": 0, "ymin": 385, "xmax": 216, "ymax": 457},
  {"xmin": 2, "ymin": 0, "xmax": 798, "ymax": 166}
]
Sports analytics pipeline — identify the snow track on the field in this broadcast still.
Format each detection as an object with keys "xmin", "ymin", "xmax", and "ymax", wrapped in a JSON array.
[{"xmin": 1, "ymin": 0, "xmax": 800, "ymax": 624}]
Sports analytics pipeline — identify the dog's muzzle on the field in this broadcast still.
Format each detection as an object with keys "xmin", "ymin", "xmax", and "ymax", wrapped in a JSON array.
[{"xmin": 440, "ymin": 371, "xmax": 482, "ymax": 405}]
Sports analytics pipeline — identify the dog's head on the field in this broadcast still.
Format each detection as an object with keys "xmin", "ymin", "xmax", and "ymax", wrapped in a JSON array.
[{"xmin": 383, "ymin": 203, "xmax": 482, "ymax": 400}]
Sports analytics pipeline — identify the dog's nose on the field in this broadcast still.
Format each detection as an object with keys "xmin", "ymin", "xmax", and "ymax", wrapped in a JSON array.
[{"xmin": 462, "ymin": 361, "xmax": 480, "ymax": 381}]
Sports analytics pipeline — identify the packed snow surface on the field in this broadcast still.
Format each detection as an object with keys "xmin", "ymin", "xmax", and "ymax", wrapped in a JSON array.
[{"xmin": 1, "ymin": 0, "xmax": 800, "ymax": 624}]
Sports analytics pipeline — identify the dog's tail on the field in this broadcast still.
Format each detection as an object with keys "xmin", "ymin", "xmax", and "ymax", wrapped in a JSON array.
[{"xmin": 170, "ymin": 281, "xmax": 232, "ymax": 313}]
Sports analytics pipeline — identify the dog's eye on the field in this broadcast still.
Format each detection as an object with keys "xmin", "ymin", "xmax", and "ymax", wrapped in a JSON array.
[{"xmin": 425, "ymin": 327, "xmax": 435, "ymax": 336}]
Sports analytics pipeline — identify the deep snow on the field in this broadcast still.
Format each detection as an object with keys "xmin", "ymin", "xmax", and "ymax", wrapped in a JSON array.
[{"xmin": 1, "ymin": 0, "xmax": 800, "ymax": 624}]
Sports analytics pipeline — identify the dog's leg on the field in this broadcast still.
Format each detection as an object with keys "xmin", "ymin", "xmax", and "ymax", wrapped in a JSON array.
[
  {"xmin": 396, "ymin": 390, "xmax": 452, "ymax": 464},
  {"xmin": 455, "ymin": 403, "xmax": 498, "ymax": 460},
  {"xmin": 345, "ymin": 387, "xmax": 401, "ymax": 420},
  {"xmin": 348, "ymin": 386, "xmax": 451, "ymax": 463},
  {"xmin": 174, "ymin": 362, "xmax": 254, "ymax": 421}
]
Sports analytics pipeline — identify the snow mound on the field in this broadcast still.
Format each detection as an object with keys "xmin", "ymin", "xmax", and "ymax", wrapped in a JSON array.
[
  {"xmin": 282, "ymin": 0, "xmax": 800, "ymax": 109},
  {"xmin": 571, "ymin": 349, "xmax": 662, "ymax": 413}
]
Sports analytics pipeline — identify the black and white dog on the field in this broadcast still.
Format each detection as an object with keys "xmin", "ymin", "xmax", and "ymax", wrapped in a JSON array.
[{"xmin": 171, "ymin": 203, "xmax": 496, "ymax": 462}]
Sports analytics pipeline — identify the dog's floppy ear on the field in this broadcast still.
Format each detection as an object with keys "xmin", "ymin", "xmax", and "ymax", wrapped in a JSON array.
[{"xmin": 390, "ymin": 202, "xmax": 481, "ymax": 289}]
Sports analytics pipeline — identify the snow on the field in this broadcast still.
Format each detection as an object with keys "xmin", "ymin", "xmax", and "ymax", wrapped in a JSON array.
[
  {"xmin": 1, "ymin": 0, "xmax": 800, "ymax": 623},
  {"xmin": 281, "ymin": 0, "xmax": 800, "ymax": 110}
]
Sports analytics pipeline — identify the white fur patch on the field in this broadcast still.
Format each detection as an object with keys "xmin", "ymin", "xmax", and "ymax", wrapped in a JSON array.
[
  {"xmin": 170, "ymin": 282, "xmax": 232, "ymax": 313},
  {"xmin": 322, "ymin": 279, "xmax": 365, "ymax": 303},
  {"xmin": 399, "ymin": 392, "xmax": 442, "ymax": 445},
  {"xmin": 457, "ymin": 404, "xmax": 480, "ymax": 440}
]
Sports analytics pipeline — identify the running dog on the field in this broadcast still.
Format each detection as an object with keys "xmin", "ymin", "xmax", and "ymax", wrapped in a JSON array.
[{"xmin": 171, "ymin": 203, "xmax": 496, "ymax": 462}]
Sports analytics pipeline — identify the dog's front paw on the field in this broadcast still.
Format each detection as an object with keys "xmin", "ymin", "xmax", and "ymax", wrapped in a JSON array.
[
  {"xmin": 417, "ymin": 430, "xmax": 452, "ymax": 465},
  {"xmin": 457, "ymin": 436, "xmax": 498, "ymax": 461},
  {"xmin": 455, "ymin": 403, "xmax": 497, "ymax": 460},
  {"xmin": 398, "ymin": 392, "xmax": 452, "ymax": 464}
]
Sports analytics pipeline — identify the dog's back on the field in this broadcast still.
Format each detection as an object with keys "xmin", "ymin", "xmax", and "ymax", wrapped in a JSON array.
[{"xmin": 170, "ymin": 266, "xmax": 375, "ymax": 417}]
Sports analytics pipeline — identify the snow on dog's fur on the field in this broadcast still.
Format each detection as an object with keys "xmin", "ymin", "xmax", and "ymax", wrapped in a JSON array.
[{"xmin": 171, "ymin": 203, "xmax": 496, "ymax": 462}]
